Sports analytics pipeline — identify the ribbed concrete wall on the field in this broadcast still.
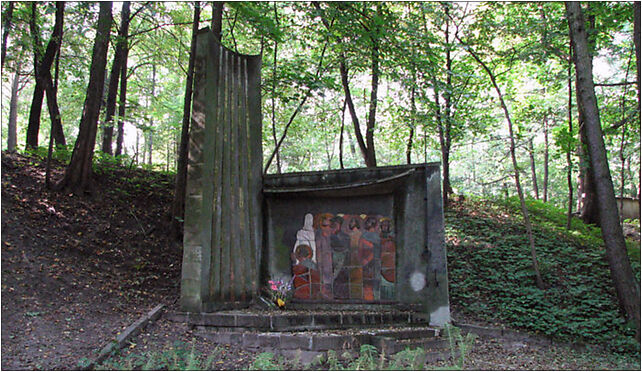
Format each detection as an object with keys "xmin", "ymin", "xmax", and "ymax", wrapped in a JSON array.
[{"xmin": 180, "ymin": 29, "xmax": 262, "ymax": 312}]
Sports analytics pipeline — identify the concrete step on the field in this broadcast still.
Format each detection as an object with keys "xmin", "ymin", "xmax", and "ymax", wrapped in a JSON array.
[
  {"xmin": 168, "ymin": 310, "xmax": 429, "ymax": 331},
  {"xmin": 194, "ymin": 325, "xmax": 444, "ymax": 353}
]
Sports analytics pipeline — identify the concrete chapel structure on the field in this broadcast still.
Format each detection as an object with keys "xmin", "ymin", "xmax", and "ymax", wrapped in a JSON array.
[{"xmin": 179, "ymin": 29, "xmax": 450, "ymax": 327}]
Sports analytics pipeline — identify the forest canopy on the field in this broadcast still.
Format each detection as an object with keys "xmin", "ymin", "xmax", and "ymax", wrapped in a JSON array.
[{"xmin": 1, "ymin": 1, "xmax": 639, "ymax": 208}]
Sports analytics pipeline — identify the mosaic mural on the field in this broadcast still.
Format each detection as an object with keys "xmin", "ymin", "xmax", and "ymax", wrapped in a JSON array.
[{"xmin": 291, "ymin": 213, "xmax": 396, "ymax": 301}]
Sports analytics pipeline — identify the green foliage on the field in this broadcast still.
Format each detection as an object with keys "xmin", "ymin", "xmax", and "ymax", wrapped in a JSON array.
[
  {"xmin": 444, "ymin": 325, "xmax": 477, "ymax": 369},
  {"xmin": 447, "ymin": 198, "xmax": 641, "ymax": 354},
  {"xmin": 249, "ymin": 352, "xmax": 283, "ymax": 371},
  {"xmin": 97, "ymin": 341, "xmax": 222, "ymax": 371},
  {"xmin": 346, "ymin": 344, "xmax": 378, "ymax": 371},
  {"xmin": 387, "ymin": 347, "xmax": 427, "ymax": 370}
]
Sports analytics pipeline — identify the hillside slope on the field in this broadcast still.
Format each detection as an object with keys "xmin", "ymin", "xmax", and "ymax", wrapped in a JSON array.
[
  {"xmin": 1, "ymin": 152, "xmax": 182, "ymax": 369},
  {"xmin": 446, "ymin": 197, "xmax": 640, "ymax": 353}
]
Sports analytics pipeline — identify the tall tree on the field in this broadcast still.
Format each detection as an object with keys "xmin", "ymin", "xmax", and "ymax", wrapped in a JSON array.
[
  {"xmin": 575, "ymin": 3, "xmax": 600, "ymax": 225},
  {"xmin": 528, "ymin": 138, "xmax": 540, "ymax": 199},
  {"xmin": 171, "ymin": 1, "xmax": 201, "ymax": 240},
  {"xmin": 101, "ymin": 1, "xmax": 131, "ymax": 155},
  {"xmin": 114, "ymin": 5, "xmax": 133, "ymax": 157},
  {"xmin": 460, "ymin": 35, "xmax": 546, "ymax": 289},
  {"xmin": 1, "ymin": 1, "xmax": 14, "ymax": 70},
  {"xmin": 314, "ymin": 2, "xmax": 380, "ymax": 167},
  {"xmin": 55, "ymin": 2, "xmax": 113, "ymax": 193},
  {"xmin": 26, "ymin": 2, "xmax": 66, "ymax": 149},
  {"xmin": 7, "ymin": 59, "xmax": 22, "ymax": 152},
  {"xmin": 211, "ymin": 2, "xmax": 223, "ymax": 36},
  {"xmin": 566, "ymin": 1, "xmax": 641, "ymax": 335}
]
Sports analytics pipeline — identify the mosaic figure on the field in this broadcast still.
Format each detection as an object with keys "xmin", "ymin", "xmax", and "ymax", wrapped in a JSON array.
[
  {"xmin": 290, "ymin": 212, "xmax": 395, "ymax": 302},
  {"xmin": 315, "ymin": 213, "xmax": 335, "ymax": 299},
  {"xmin": 359, "ymin": 216, "xmax": 381, "ymax": 301},
  {"xmin": 379, "ymin": 217, "xmax": 396, "ymax": 300}
]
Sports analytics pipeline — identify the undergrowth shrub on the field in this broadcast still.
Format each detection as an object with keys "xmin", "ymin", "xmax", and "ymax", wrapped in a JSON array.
[{"xmin": 447, "ymin": 197, "xmax": 640, "ymax": 353}]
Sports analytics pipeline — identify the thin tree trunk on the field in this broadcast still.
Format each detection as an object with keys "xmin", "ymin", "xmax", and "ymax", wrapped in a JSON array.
[
  {"xmin": 147, "ymin": 64, "xmax": 156, "ymax": 165},
  {"xmin": 338, "ymin": 60, "xmax": 370, "ymax": 166},
  {"xmin": 101, "ymin": 1, "xmax": 131, "ymax": 155},
  {"xmin": 135, "ymin": 130, "xmax": 139, "ymax": 164},
  {"xmin": 543, "ymin": 113, "xmax": 549, "ymax": 202},
  {"xmin": 364, "ymin": 22, "xmax": 380, "ymax": 168},
  {"xmin": 406, "ymin": 81, "xmax": 416, "ymax": 164},
  {"xmin": 171, "ymin": 1, "xmax": 200, "ymax": 239},
  {"xmin": 566, "ymin": 43, "xmax": 574, "ymax": 230},
  {"xmin": 339, "ymin": 99, "xmax": 346, "ymax": 169},
  {"xmin": 1, "ymin": 1, "xmax": 14, "ymax": 70},
  {"xmin": 566, "ymin": 1, "xmax": 641, "ymax": 336},
  {"xmin": 271, "ymin": 2, "xmax": 281, "ymax": 173},
  {"xmin": 634, "ymin": 1, "xmax": 640, "ymax": 112},
  {"xmin": 263, "ymin": 38, "xmax": 329, "ymax": 174},
  {"xmin": 7, "ymin": 60, "xmax": 20, "ymax": 152},
  {"xmin": 442, "ymin": 3, "xmax": 454, "ymax": 206},
  {"xmin": 49, "ymin": 30, "xmax": 65, "ymax": 147},
  {"xmin": 460, "ymin": 36, "xmax": 546, "ymax": 289},
  {"xmin": 115, "ymin": 39, "xmax": 129, "ymax": 157},
  {"xmin": 55, "ymin": 2, "xmax": 112, "ymax": 193},
  {"xmin": 528, "ymin": 138, "xmax": 540, "ymax": 200},
  {"xmin": 313, "ymin": 2, "xmax": 376, "ymax": 167},
  {"xmin": 45, "ymin": 74, "xmax": 65, "ymax": 147},
  {"xmin": 26, "ymin": 2, "xmax": 65, "ymax": 150}
]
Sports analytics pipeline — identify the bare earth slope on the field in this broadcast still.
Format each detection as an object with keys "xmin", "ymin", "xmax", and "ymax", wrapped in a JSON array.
[{"xmin": 1, "ymin": 152, "xmax": 181, "ymax": 370}]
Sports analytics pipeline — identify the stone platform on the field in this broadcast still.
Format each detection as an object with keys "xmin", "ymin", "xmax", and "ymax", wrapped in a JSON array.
[{"xmin": 167, "ymin": 309, "xmax": 448, "ymax": 360}]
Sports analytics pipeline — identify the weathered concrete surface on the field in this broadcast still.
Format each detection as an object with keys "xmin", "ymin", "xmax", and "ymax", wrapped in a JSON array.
[
  {"xmin": 263, "ymin": 164, "xmax": 449, "ymax": 324},
  {"xmin": 180, "ymin": 28, "xmax": 262, "ymax": 312}
]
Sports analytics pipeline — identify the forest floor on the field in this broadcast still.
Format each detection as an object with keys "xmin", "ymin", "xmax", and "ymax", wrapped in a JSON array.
[{"xmin": 1, "ymin": 151, "xmax": 640, "ymax": 370}]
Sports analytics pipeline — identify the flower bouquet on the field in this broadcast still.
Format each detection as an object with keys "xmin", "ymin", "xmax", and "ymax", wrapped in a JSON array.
[{"xmin": 262, "ymin": 277, "xmax": 293, "ymax": 309}]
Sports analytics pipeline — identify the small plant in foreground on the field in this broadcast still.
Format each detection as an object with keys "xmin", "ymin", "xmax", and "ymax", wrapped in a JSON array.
[
  {"xmin": 444, "ymin": 324, "xmax": 477, "ymax": 369},
  {"xmin": 250, "ymin": 352, "xmax": 283, "ymax": 370}
]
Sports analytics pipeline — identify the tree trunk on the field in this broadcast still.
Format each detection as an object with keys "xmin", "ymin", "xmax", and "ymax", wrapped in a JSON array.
[
  {"xmin": 44, "ymin": 73, "xmax": 66, "ymax": 146},
  {"xmin": 7, "ymin": 61, "xmax": 20, "ymax": 152},
  {"xmin": 566, "ymin": 1, "xmax": 641, "ymax": 335},
  {"xmin": 577, "ymin": 118, "xmax": 600, "ymax": 225},
  {"xmin": 528, "ymin": 138, "xmax": 540, "ymax": 200},
  {"xmin": 566, "ymin": 42, "xmax": 574, "ymax": 230},
  {"xmin": 312, "ymin": 2, "xmax": 376, "ymax": 167},
  {"xmin": 461, "ymin": 36, "xmax": 546, "ymax": 289},
  {"xmin": 114, "ymin": 37, "xmax": 130, "ymax": 157},
  {"xmin": 147, "ymin": 64, "xmax": 156, "ymax": 165},
  {"xmin": 635, "ymin": 1, "xmax": 640, "ymax": 112},
  {"xmin": 339, "ymin": 99, "xmax": 346, "ymax": 169},
  {"xmin": 575, "ymin": 3, "xmax": 600, "ymax": 226},
  {"xmin": 339, "ymin": 60, "xmax": 371, "ymax": 166},
  {"xmin": 101, "ymin": 1, "xmax": 131, "ymax": 155},
  {"xmin": 55, "ymin": 2, "xmax": 112, "ymax": 193},
  {"xmin": 26, "ymin": 2, "xmax": 65, "ymax": 150},
  {"xmin": 442, "ymin": 3, "xmax": 454, "ymax": 206},
  {"xmin": 171, "ymin": 1, "xmax": 201, "ymax": 240},
  {"xmin": 364, "ymin": 26, "xmax": 379, "ymax": 168},
  {"xmin": 543, "ymin": 113, "xmax": 549, "ymax": 202},
  {"xmin": 406, "ymin": 83, "xmax": 415, "ymax": 165},
  {"xmin": 211, "ymin": 2, "xmax": 223, "ymax": 37},
  {"xmin": 2, "ymin": 1, "xmax": 14, "ymax": 70},
  {"xmin": 270, "ymin": 2, "xmax": 281, "ymax": 173}
]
